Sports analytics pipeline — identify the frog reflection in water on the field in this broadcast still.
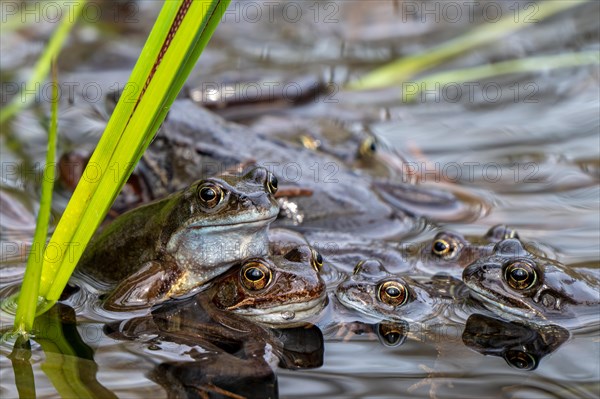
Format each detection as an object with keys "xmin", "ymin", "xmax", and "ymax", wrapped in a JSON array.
[
  {"xmin": 463, "ymin": 239, "xmax": 600, "ymax": 320},
  {"xmin": 335, "ymin": 260, "xmax": 469, "ymax": 323},
  {"xmin": 77, "ymin": 167, "xmax": 279, "ymax": 311},
  {"xmin": 415, "ymin": 224, "xmax": 520, "ymax": 276},
  {"xmin": 462, "ymin": 313, "xmax": 570, "ymax": 371}
]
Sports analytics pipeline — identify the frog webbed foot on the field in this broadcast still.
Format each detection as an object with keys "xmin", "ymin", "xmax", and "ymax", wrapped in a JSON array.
[{"xmin": 102, "ymin": 261, "xmax": 179, "ymax": 312}]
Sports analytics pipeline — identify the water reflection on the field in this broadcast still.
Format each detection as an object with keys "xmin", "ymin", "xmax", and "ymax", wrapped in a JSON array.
[
  {"xmin": 105, "ymin": 295, "xmax": 324, "ymax": 398},
  {"xmin": 462, "ymin": 313, "xmax": 570, "ymax": 371},
  {"xmin": 3, "ymin": 303, "xmax": 116, "ymax": 399},
  {"xmin": 323, "ymin": 320, "xmax": 409, "ymax": 349}
]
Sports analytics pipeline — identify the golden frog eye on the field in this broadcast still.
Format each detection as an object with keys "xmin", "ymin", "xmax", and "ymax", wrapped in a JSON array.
[
  {"xmin": 310, "ymin": 249, "xmax": 323, "ymax": 272},
  {"xmin": 504, "ymin": 350, "xmax": 538, "ymax": 371},
  {"xmin": 377, "ymin": 281, "xmax": 409, "ymax": 307},
  {"xmin": 358, "ymin": 136, "xmax": 377, "ymax": 158},
  {"xmin": 353, "ymin": 260, "xmax": 365, "ymax": 275},
  {"xmin": 299, "ymin": 134, "xmax": 320, "ymax": 151},
  {"xmin": 504, "ymin": 260, "xmax": 538, "ymax": 290},
  {"xmin": 198, "ymin": 182, "xmax": 224, "ymax": 209},
  {"xmin": 267, "ymin": 172, "xmax": 278, "ymax": 195},
  {"xmin": 431, "ymin": 238, "xmax": 458, "ymax": 259},
  {"xmin": 240, "ymin": 261, "xmax": 272, "ymax": 291}
]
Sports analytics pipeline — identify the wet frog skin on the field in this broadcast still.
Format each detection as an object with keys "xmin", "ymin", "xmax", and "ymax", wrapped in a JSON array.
[
  {"xmin": 209, "ymin": 245, "xmax": 327, "ymax": 326},
  {"xmin": 463, "ymin": 239, "xmax": 600, "ymax": 320},
  {"xmin": 77, "ymin": 167, "xmax": 279, "ymax": 311},
  {"xmin": 335, "ymin": 259, "xmax": 470, "ymax": 323}
]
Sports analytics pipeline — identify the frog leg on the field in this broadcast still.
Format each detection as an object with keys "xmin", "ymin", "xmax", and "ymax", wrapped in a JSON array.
[{"xmin": 102, "ymin": 260, "xmax": 182, "ymax": 311}]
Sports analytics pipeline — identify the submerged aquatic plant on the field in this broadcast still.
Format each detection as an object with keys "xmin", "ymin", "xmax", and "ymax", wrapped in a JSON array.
[
  {"xmin": 0, "ymin": 1, "xmax": 86, "ymax": 125},
  {"xmin": 347, "ymin": 0, "xmax": 591, "ymax": 90},
  {"xmin": 402, "ymin": 51, "xmax": 600, "ymax": 102}
]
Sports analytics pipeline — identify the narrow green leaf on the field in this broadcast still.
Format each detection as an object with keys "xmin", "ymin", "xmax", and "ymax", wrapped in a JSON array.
[
  {"xmin": 348, "ymin": 0, "xmax": 590, "ymax": 90},
  {"xmin": 39, "ymin": 0, "xmax": 231, "ymax": 302},
  {"xmin": 13, "ymin": 61, "xmax": 60, "ymax": 334},
  {"xmin": 402, "ymin": 51, "xmax": 600, "ymax": 102},
  {"xmin": 0, "ymin": 1, "xmax": 86, "ymax": 125}
]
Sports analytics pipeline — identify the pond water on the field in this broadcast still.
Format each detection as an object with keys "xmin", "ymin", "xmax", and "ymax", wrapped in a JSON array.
[{"xmin": 1, "ymin": 1, "xmax": 599, "ymax": 398}]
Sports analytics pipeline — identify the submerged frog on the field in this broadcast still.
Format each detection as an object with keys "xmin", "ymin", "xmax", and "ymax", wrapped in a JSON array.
[
  {"xmin": 413, "ymin": 224, "xmax": 520, "ymax": 276},
  {"xmin": 251, "ymin": 115, "xmax": 411, "ymax": 180},
  {"xmin": 462, "ymin": 239, "xmax": 600, "ymax": 321},
  {"xmin": 335, "ymin": 259, "xmax": 470, "ymax": 323},
  {"xmin": 77, "ymin": 167, "xmax": 279, "ymax": 311}
]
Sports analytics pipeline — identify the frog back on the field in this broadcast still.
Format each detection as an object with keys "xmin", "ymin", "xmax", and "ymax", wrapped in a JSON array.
[{"xmin": 77, "ymin": 193, "xmax": 183, "ymax": 283}]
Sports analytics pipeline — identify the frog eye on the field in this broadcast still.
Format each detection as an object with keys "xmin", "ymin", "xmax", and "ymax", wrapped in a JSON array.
[
  {"xmin": 503, "ymin": 260, "xmax": 538, "ymax": 290},
  {"xmin": 198, "ymin": 182, "xmax": 224, "ymax": 208},
  {"xmin": 353, "ymin": 260, "xmax": 365, "ymax": 275},
  {"xmin": 431, "ymin": 238, "xmax": 459, "ymax": 259},
  {"xmin": 486, "ymin": 224, "xmax": 520, "ymax": 241},
  {"xmin": 504, "ymin": 350, "xmax": 538, "ymax": 371},
  {"xmin": 267, "ymin": 173, "xmax": 278, "ymax": 195},
  {"xmin": 310, "ymin": 249, "xmax": 323, "ymax": 272},
  {"xmin": 358, "ymin": 136, "xmax": 377, "ymax": 158},
  {"xmin": 299, "ymin": 134, "xmax": 320, "ymax": 151},
  {"xmin": 240, "ymin": 261, "xmax": 272, "ymax": 291},
  {"xmin": 377, "ymin": 281, "xmax": 409, "ymax": 307}
]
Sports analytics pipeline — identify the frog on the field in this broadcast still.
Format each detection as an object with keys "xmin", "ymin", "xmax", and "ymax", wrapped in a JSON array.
[
  {"xmin": 462, "ymin": 313, "xmax": 570, "ymax": 371},
  {"xmin": 209, "ymin": 244, "xmax": 327, "ymax": 326},
  {"xmin": 106, "ymin": 272, "xmax": 325, "ymax": 399},
  {"xmin": 249, "ymin": 113, "xmax": 489, "ymax": 224},
  {"xmin": 462, "ymin": 238, "xmax": 600, "ymax": 321},
  {"xmin": 295, "ymin": 226, "xmax": 518, "ymax": 282},
  {"xmin": 250, "ymin": 115, "xmax": 412, "ymax": 180},
  {"xmin": 335, "ymin": 259, "xmax": 471, "ymax": 324},
  {"xmin": 76, "ymin": 166, "xmax": 279, "ymax": 311},
  {"xmin": 411, "ymin": 224, "xmax": 520, "ymax": 277}
]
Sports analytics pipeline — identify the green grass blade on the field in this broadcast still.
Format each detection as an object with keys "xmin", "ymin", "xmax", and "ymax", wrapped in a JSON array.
[
  {"xmin": 13, "ymin": 61, "xmax": 60, "ymax": 334},
  {"xmin": 0, "ymin": 1, "xmax": 86, "ymax": 125},
  {"xmin": 38, "ymin": 0, "xmax": 231, "ymax": 303},
  {"xmin": 348, "ymin": 0, "xmax": 590, "ymax": 90},
  {"xmin": 402, "ymin": 51, "xmax": 600, "ymax": 102}
]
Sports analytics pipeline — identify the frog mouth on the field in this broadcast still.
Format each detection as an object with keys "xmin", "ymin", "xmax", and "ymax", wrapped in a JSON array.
[
  {"xmin": 466, "ymin": 283, "xmax": 543, "ymax": 319},
  {"xmin": 191, "ymin": 215, "xmax": 278, "ymax": 229},
  {"xmin": 216, "ymin": 215, "xmax": 277, "ymax": 227},
  {"xmin": 232, "ymin": 294, "xmax": 327, "ymax": 325}
]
